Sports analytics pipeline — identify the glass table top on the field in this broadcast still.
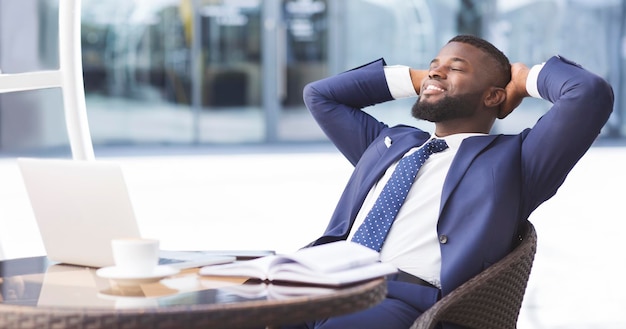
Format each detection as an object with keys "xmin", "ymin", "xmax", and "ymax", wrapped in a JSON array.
[{"xmin": 0, "ymin": 256, "xmax": 344, "ymax": 310}]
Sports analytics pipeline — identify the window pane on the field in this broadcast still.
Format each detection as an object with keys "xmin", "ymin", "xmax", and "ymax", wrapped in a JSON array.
[
  {"xmin": 197, "ymin": 0, "xmax": 264, "ymax": 143},
  {"xmin": 81, "ymin": 0, "xmax": 265, "ymax": 145}
]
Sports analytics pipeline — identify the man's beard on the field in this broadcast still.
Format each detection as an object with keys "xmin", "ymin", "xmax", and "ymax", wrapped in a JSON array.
[{"xmin": 411, "ymin": 93, "xmax": 481, "ymax": 122}]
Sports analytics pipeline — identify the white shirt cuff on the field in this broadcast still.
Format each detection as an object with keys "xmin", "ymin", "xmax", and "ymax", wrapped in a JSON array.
[
  {"xmin": 384, "ymin": 65, "xmax": 418, "ymax": 99},
  {"xmin": 525, "ymin": 63, "xmax": 545, "ymax": 99}
]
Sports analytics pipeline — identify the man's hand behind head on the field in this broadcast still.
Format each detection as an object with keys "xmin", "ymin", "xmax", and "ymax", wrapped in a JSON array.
[
  {"xmin": 409, "ymin": 68, "xmax": 429, "ymax": 95},
  {"xmin": 498, "ymin": 63, "xmax": 530, "ymax": 119}
]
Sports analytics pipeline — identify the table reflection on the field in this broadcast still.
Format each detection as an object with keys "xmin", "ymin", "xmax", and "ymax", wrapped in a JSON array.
[{"xmin": 0, "ymin": 258, "xmax": 345, "ymax": 310}]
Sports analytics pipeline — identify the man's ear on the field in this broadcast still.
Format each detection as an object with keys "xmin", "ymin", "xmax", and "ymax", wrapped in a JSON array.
[
  {"xmin": 484, "ymin": 87, "xmax": 515, "ymax": 119},
  {"xmin": 484, "ymin": 87, "xmax": 506, "ymax": 109}
]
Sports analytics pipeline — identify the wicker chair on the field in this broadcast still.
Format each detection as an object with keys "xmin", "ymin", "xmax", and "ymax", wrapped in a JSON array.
[{"xmin": 410, "ymin": 221, "xmax": 537, "ymax": 329}]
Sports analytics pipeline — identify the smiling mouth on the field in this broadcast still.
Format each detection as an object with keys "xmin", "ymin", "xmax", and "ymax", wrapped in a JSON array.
[
  {"xmin": 425, "ymin": 85, "xmax": 445, "ymax": 92},
  {"xmin": 421, "ymin": 84, "xmax": 446, "ymax": 98}
]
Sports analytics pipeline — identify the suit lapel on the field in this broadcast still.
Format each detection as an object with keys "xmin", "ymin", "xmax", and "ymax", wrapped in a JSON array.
[
  {"xmin": 440, "ymin": 135, "xmax": 498, "ymax": 213},
  {"xmin": 359, "ymin": 132, "xmax": 430, "ymax": 200},
  {"xmin": 347, "ymin": 132, "xmax": 497, "ymax": 231}
]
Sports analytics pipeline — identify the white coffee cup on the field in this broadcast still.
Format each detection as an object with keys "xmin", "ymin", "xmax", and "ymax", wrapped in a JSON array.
[{"xmin": 111, "ymin": 238, "xmax": 159, "ymax": 276}]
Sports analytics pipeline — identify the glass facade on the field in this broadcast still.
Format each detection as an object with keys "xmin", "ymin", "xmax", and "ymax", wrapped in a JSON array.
[{"xmin": 0, "ymin": 0, "xmax": 624, "ymax": 155}]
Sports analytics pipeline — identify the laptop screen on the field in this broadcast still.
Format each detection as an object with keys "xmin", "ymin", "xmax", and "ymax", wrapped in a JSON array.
[{"xmin": 17, "ymin": 158, "xmax": 141, "ymax": 267}]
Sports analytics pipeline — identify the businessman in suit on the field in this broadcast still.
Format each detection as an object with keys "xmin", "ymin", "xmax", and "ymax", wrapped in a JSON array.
[{"xmin": 287, "ymin": 35, "xmax": 614, "ymax": 329}]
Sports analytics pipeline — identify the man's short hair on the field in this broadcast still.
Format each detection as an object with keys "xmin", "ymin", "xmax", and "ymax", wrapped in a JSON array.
[{"xmin": 448, "ymin": 35, "xmax": 511, "ymax": 87}]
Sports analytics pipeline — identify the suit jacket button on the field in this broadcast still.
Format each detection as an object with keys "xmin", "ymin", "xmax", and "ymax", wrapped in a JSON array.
[{"xmin": 439, "ymin": 235, "xmax": 448, "ymax": 244}]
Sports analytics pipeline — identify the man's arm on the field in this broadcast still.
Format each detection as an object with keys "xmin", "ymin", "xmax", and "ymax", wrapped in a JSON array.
[
  {"xmin": 303, "ymin": 59, "xmax": 395, "ymax": 165},
  {"xmin": 518, "ymin": 56, "xmax": 613, "ymax": 212}
]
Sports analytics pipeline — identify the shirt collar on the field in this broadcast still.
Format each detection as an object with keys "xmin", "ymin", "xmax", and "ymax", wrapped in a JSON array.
[{"xmin": 433, "ymin": 133, "xmax": 487, "ymax": 151}]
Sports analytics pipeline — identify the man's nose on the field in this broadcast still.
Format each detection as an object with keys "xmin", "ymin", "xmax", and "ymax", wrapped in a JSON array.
[{"xmin": 428, "ymin": 67, "xmax": 446, "ymax": 79}]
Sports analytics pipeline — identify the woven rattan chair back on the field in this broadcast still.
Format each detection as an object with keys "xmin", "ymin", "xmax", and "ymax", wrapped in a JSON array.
[{"xmin": 411, "ymin": 220, "xmax": 537, "ymax": 329}]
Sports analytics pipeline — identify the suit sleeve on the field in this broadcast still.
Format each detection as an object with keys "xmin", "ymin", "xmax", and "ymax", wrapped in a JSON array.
[
  {"xmin": 521, "ymin": 56, "xmax": 614, "ymax": 213},
  {"xmin": 302, "ymin": 59, "xmax": 395, "ymax": 166}
]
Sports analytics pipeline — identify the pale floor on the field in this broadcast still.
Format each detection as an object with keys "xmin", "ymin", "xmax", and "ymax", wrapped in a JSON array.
[{"xmin": 0, "ymin": 145, "xmax": 625, "ymax": 328}]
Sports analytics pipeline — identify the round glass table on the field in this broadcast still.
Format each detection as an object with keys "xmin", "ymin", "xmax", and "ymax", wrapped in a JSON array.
[{"xmin": 0, "ymin": 256, "xmax": 386, "ymax": 329}]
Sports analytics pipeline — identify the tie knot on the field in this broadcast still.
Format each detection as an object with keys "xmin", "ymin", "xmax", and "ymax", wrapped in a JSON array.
[{"xmin": 424, "ymin": 138, "xmax": 448, "ymax": 154}]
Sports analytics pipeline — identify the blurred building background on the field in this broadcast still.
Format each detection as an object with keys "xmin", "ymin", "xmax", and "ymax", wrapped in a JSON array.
[
  {"xmin": 0, "ymin": 0, "xmax": 624, "ymax": 156},
  {"xmin": 1, "ymin": 3, "xmax": 625, "ymax": 327}
]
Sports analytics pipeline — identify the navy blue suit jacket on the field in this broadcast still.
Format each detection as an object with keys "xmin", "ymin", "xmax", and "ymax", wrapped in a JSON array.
[{"xmin": 303, "ymin": 56, "xmax": 613, "ymax": 296}]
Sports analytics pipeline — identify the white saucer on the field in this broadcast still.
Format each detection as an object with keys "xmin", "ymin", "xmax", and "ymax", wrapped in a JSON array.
[{"xmin": 96, "ymin": 265, "xmax": 180, "ymax": 286}]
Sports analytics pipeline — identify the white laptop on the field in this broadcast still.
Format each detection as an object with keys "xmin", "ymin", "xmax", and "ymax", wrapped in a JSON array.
[{"xmin": 16, "ymin": 157, "xmax": 236, "ymax": 269}]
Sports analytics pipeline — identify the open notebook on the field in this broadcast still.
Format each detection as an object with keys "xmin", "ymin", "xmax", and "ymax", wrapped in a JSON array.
[{"xmin": 17, "ymin": 158, "xmax": 235, "ymax": 269}]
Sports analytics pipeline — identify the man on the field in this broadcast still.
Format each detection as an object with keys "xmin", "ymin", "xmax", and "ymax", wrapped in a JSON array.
[{"xmin": 292, "ymin": 35, "xmax": 614, "ymax": 329}]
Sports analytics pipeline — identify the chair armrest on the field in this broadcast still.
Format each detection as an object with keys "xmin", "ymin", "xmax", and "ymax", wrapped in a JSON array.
[{"xmin": 411, "ymin": 221, "xmax": 537, "ymax": 329}]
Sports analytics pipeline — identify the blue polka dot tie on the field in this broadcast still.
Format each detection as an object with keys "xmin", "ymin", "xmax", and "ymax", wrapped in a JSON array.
[{"xmin": 351, "ymin": 138, "xmax": 449, "ymax": 252}]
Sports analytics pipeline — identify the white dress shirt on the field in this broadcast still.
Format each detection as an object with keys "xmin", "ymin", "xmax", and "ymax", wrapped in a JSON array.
[{"xmin": 347, "ymin": 62, "xmax": 545, "ymax": 288}]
